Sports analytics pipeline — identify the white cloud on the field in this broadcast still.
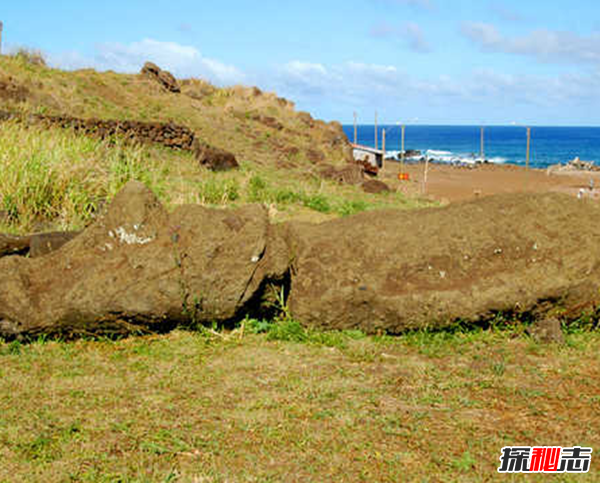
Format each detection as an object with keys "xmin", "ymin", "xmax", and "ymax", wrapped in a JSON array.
[
  {"xmin": 369, "ymin": 21, "xmax": 432, "ymax": 53},
  {"xmin": 403, "ymin": 22, "xmax": 432, "ymax": 53},
  {"xmin": 268, "ymin": 54, "xmax": 600, "ymax": 123},
  {"xmin": 488, "ymin": 1, "xmax": 525, "ymax": 22},
  {"xmin": 49, "ymin": 38, "xmax": 244, "ymax": 85},
  {"xmin": 374, "ymin": 0, "xmax": 435, "ymax": 11},
  {"xmin": 279, "ymin": 61, "xmax": 332, "ymax": 96},
  {"xmin": 461, "ymin": 22, "xmax": 600, "ymax": 65},
  {"xmin": 283, "ymin": 61, "xmax": 328, "ymax": 78},
  {"xmin": 45, "ymin": 36, "xmax": 600, "ymax": 124}
]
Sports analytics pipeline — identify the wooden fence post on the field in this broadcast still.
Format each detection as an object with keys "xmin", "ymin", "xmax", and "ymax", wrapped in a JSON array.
[
  {"xmin": 374, "ymin": 111, "xmax": 378, "ymax": 150},
  {"xmin": 480, "ymin": 126, "xmax": 485, "ymax": 161},
  {"xmin": 423, "ymin": 155, "xmax": 430, "ymax": 194},
  {"xmin": 400, "ymin": 124, "xmax": 405, "ymax": 176},
  {"xmin": 526, "ymin": 127, "xmax": 531, "ymax": 170},
  {"xmin": 382, "ymin": 128, "xmax": 386, "ymax": 171}
]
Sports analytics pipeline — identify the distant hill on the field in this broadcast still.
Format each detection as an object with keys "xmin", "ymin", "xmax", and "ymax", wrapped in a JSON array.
[
  {"xmin": 0, "ymin": 53, "xmax": 351, "ymax": 169},
  {"xmin": 0, "ymin": 52, "xmax": 426, "ymax": 233}
]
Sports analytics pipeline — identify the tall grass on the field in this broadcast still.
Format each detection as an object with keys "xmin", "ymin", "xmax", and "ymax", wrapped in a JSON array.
[
  {"xmin": 0, "ymin": 122, "xmax": 168, "ymax": 230},
  {"xmin": 9, "ymin": 47, "xmax": 47, "ymax": 67}
]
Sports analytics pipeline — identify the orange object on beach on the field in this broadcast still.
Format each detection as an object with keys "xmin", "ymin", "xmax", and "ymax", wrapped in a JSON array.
[{"xmin": 398, "ymin": 172, "xmax": 410, "ymax": 181}]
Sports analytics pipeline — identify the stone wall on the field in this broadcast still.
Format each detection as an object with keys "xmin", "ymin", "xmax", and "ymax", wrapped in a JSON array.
[
  {"xmin": 0, "ymin": 110, "xmax": 239, "ymax": 170},
  {"xmin": 31, "ymin": 114, "xmax": 196, "ymax": 151}
]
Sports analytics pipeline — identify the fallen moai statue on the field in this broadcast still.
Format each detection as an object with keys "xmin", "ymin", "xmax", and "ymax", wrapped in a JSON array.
[
  {"xmin": 0, "ymin": 181, "xmax": 289, "ymax": 339},
  {"xmin": 1, "ymin": 181, "xmax": 599, "ymax": 340},
  {"xmin": 286, "ymin": 194, "xmax": 600, "ymax": 332}
]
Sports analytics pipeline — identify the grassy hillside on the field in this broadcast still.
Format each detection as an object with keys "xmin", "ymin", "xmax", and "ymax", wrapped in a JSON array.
[{"xmin": 0, "ymin": 53, "xmax": 430, "ymax": 232}]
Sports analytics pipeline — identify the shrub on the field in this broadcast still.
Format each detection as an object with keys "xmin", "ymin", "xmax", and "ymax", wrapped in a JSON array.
[
  {"xmin": 247, "ymin": 174, "xmax": 269, "ymax": 203},
  {"xmin": 198, "ymin": 178, "xmax": 240, "ymax": 205},
  {"xmin": 274, "ymin": 188, "xmax": 303, "ymax": 204},
  {"xmin": 338, "ymin": 200, "xmax": 369, "ymax": 217},
  {"xmin": 0, "ymin": 122, "xmax": 167, "ymax": 230},
  {"xmin": 303, "ymin": 193, "xmax": 331, "ymax": 213},
  {"xmin": 11, "ymin": 47, "xmax": 46, "ymax": 67}
]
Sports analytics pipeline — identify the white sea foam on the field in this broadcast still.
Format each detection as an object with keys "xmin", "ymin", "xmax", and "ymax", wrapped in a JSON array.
[
  {"xmin": 384, "ymin": 148, "xmax": 507, "ymax": 165},
  {"xmin": 426, "ymin": 149, "xmax": 453, "ymax": 157}
]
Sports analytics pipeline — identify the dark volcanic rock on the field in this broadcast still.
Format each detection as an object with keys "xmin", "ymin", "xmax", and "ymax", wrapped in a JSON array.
[
  {"xmin": 3, "ymin": 183, "xmax": 600, "ymax": 340},
  {"xmin": 0, "ymin": 231, "xmax": 80, "ymax": 258},
  {"xmin": 31, "ymin": 114, "xmax": 196, "ymax": 151},
  {"xmin": 29, "ymin": 231, "xmax": 81, "ymax": 258},
  {"xmin": 253, "ymin": 115, "xmax": 284, "ymax": 130},
  {"xmin": 0, "ymin": 234, "xmax": 30, "ymax": 257},
  {"xmin": 286, "ymin": 193, "xmax": 600, "ymax": 333},
  {"xmin": 319, "ymin": 163, "xmax": 364, "ymax": 185},
  {"xmin": 529, "ymin": 317, "xmax": 565, "ymax": 344},
  {"xmin": 193, "ymin": 140, "xmax": 239, "ymax": 171},
  {"xmin": 0, "ymin": 181, "xmax": 288, "ymax": 339},
  {"xmin": 141, "ymin": 61, "xmax": 181, "ymax": 93},
  {"xmin": 362, "ymin": 179, "xmax": 390, "ymax": 194}
]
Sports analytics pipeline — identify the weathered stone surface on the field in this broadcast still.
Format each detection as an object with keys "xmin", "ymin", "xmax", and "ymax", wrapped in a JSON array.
[
  {"xmin": 287, "ymin": 192, "xmax": 600, "ymax": 333},
  {"xmin": 0, "ymin": 234, "xmax": 30, "ymax": 257},
  {"xmin": 2, "ymin": 184, "xmax": 600, "ymax": 340},
  {"xmin": 32, "ymin": 114, "xmax": 196, "ymax": 151},
  {"xmin": 0, "ymin": 181, "xmax": 286, "ymax": 339},
  {"xmin": 193, "ymin": 140, "xmax": 239, "ymax": 171},
  {"xmin": 29, "ymin": 231, "xmax": 81, "ymax": 258},
  {"xmin": 252, "ymin": 114, "xmax": 284, "ymax": 130},
  {"xmin": 529, "ymin": 317, "xmax": 565, "ymax": 344},
  {"xmin": 319, "ymin": 163, "xmax": 364, "ymax": 185},
  {"xmin": 0, "ymin": 231, "xmax": 80, "ymax": 259},
  {"xmin": 362, "ymin": 179, "xmax": 390, "ymax": 194},
  {"xmin": 141, "ymin": 62, "xmax": 181, "ymax": 93}
]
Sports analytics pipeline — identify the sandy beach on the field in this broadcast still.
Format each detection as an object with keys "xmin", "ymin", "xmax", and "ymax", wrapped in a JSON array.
[{"xmin": 382, "ymin": 161, "xmax": 600, "ymax": 203}]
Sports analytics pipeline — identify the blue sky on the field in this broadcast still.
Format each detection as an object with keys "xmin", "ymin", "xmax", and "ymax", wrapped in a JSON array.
[{"xmin": 3, "ymin": 0, "xmax": 600, "ymax": 125}]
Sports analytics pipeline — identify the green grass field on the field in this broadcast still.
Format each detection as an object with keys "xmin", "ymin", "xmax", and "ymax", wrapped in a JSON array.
[{"xmin": 1, "ymin": 325, "xmax": 598, "ymax": 482}]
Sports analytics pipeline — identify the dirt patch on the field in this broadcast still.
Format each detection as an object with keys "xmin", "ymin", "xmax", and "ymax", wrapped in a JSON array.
[
  {"xmin": 306, "ymin": 148, "xmax": 326, "ymax": 164},
  {"xmin": 391, "ymin": 161, "xmax": 600, "ymax": 203}
]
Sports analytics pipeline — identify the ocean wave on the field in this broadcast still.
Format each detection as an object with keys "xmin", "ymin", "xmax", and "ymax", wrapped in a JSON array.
[
  {"xmin": 384, "ymin": 149, "xmax": 508, "ymax": 165},
  {"xmin": 426, "ymin": 149, "xmax": 453, "ymax": 157}
]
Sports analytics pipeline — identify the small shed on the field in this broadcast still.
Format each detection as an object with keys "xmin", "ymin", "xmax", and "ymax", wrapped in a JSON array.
[{"xmin": 351, "ymin": 143, "xmax": 383, "ymax": 168}]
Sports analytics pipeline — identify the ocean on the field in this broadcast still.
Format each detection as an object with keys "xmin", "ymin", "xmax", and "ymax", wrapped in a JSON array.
[{"xmin": 342, "ymin": 125, "xmax": 600, "ymax": 169}]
